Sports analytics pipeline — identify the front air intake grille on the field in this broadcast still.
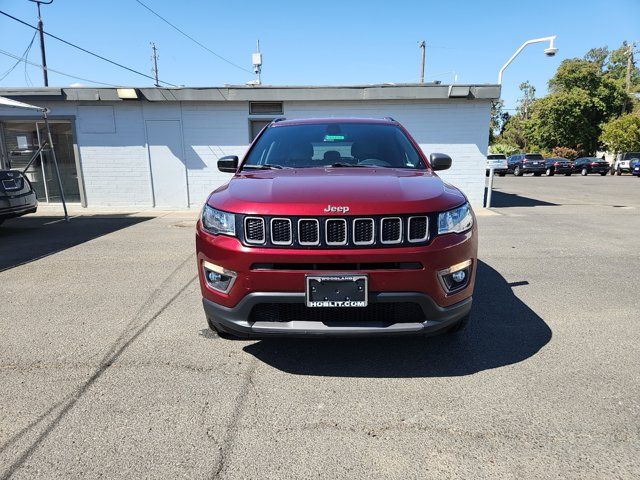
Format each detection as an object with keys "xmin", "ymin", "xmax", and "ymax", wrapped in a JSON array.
[
  {"xmin": 239, "ymin": 215, "xmax": 435, "ymax": 248},
  {"xmin": 250, "ymin": 302, "xmax": 425, "ymax": 324},
  {"xmin": 326, "ymin": 219, "xmax": 347, "ymax": 245},
  {"xmin": 381, "ymin": 217, "xmax": 402, "ymax": 244},
  {"xmin": 298, "ymin": 219, "xmax": 319, "ymax": 245},
  {"xmin": 270, "ymin": 218, "xmax": 292, "ymax": 245},
  {"xmin": 244, "ymin": 217, "xmax": 265, "ymax": 244},
  {"xmin": 353, "ymin": 218, "xmax": 374, "ymax": 245},
  {"xmin": 408, "ymin": 216, "xmax": 429, "ymax": 242}
]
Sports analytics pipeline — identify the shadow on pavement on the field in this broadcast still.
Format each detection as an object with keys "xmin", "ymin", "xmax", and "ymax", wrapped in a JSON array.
[
  {"xmin": 243, "ymin": 260, "xmax": 552, "ymax": 377},
  {"xmin": 486, "ymin": 188, "xmax": 557, "ymax": 208},
  {"xmin": 0, "ymin": 215, "xmax": 153, "ymax": 272}
]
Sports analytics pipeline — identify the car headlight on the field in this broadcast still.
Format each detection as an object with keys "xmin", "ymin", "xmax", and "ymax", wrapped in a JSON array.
[
  {"xmin": 201, "ymin": 205, "xmax": 236, "ymax": 236},
  {"xmin": 438, "ymin": 202, "xmax": 474, "ymax": 235}
]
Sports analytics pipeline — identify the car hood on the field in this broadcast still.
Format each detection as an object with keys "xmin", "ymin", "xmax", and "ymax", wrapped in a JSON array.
[{"xmin": 208, "ymin": 168, "xmax": 466, "ymax": 216}]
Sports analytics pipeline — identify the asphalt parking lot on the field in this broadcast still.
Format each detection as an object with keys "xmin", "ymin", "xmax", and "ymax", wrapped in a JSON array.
[{"xmin": 1, "ymin": 175, "xmax": 639, "ymax": 479}]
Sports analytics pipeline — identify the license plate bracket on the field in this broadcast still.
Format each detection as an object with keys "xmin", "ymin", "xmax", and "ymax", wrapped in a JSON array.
[{"xmin": 305, "ymin": 274, "xmax": 368, "ymax": 307}]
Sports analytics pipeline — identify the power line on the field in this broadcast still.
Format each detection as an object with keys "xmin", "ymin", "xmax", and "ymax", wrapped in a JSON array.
[
  {"xmin": 133, "ymin": 0, "xmax": 252, "ymax": 74},
  {"xmin": 0, "ymin": 31, "xmax": 36, "ymax": 81},
  {"xmin": 0, "ymin": 49, "xmax": 119, "ymax": 87},
  {"xmin": 0, "ymin": 9, "xmax": 178, "ymax": 86}
]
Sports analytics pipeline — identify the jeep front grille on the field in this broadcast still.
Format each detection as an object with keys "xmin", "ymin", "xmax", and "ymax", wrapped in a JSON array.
[{"xmin": 240, "ymin": 215, "xmax": 433, "ymax": 249}]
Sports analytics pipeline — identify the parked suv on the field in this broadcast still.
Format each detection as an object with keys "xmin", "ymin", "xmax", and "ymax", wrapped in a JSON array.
[
  {"xmin": 0, "ymin": 170, "xmax": 37, "ymax": 226},
  {"xmin": 196, "ymin": 118, "xmax": 477, "ymax": 338},
  {"xmin": 544, "ymin": 157, "xmax": 573, "ymax": 176},
  {"xmin": 614, "ymin": 152, "xmax": 640, "ymax": 175},
  {"xmin": 507, "ymin": 153, "xmax": 546, "ymax": 176},
  {"xmin": 573, "ymin": 157, "xmax": 609, "ymax": 176},
  {"xmin": 486, "ymin": 154, "xmax": 508, "ymax": 176}
]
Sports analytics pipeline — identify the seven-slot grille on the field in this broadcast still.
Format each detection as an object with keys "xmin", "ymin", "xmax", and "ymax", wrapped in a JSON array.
[{"xmin": 241, "ymin": 215, "xmax": 431, "ymax": 248}]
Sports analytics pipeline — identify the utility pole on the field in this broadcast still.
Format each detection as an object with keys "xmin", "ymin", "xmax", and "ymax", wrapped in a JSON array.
[
  {"xmin": 419, "ymin": 41, "xmax": 426, "ymax": 83},
  {"xmin": 28, "ymin": 0, "xmax": 53, "ymax": 87},
  {"xmin": 150, "ymin": 42, "xmax": 160, "ymax": 87},
  {"xmin": 623, "ymin": 42, "xmax": 635, "ymax": 114}
]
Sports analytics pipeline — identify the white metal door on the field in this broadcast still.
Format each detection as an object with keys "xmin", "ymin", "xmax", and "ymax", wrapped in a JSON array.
[{"xmin": 146, "ymin": 120, "xmax": 188, "ymax": 208}]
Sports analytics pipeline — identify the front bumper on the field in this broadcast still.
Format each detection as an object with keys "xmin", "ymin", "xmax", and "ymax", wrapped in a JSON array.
[{"xmin": 203, "ymin": 292, "xmax": 472, "ymax": 337}]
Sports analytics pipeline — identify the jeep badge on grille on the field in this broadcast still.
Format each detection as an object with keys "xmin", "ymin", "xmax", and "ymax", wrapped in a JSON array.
[{"xmin": 324, "ymin": 205, "xmax": 350, "ymax": 214}]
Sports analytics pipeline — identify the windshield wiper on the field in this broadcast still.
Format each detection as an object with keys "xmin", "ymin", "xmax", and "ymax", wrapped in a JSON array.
[
  {"xmin": 329, "ymin": 162, "xmax": 373, "ymax": 168},
  {"xmin": 242, "ymin": 164, "xmax": 288, "ymax": 170}
]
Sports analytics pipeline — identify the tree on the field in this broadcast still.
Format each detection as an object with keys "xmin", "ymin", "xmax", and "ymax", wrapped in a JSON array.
[
  {"xmin": 489, "ymin": 100, "xmax": 509, "ymax": 144},
  {"xmin": 606, "ymin": 42, "xmax": 639, "ymax": 91},
  {"xmin": 584, "ymin": 47, "xmax": 609, "ymax": 72},
  {"xmin": 551, "ymin": 146, "xmax": 579, "ymax": 160},
  {"xmin": 517, "ymin": 81, "xmax": 536, "ymax": 119},
  {"xmin": 531, "ymin": 56, "xmax": 629, "ymax": 154},
  {"xmin": 600, "ymin": 114, "xmax": 640, "ymax": 153},
  {"xmin": 489, "ymin": 143, "xmax": 519, "ymax": 156}
]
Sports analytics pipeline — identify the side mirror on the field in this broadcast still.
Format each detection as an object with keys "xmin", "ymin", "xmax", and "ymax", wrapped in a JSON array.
[
  {"xmin": 217, "ymin": 155, "xmax": 239, "ymax": 173},
  {"xmin": 430, "ymin": 153, "xmax": 452, "ymax": 171}
]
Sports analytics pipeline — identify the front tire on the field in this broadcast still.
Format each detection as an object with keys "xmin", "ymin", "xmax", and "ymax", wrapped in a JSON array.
[
  {"xmin": 546, "ymin": 168, "xmax": 554, "ymax": 176},
  {"xmin": 514, "ymin": 166, "xmax": 522, "ymax": 176},
  {"xmin": 616, "ymin": 168, "xmax": 622, "ymax": 176},
  {"xmin": 581, "ymin": 168, "xmax": 588, "ymax": 176}
]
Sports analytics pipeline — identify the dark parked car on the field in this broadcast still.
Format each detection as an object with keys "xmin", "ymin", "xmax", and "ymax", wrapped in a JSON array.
[
  {"xmin": 573, "ymin": 157, "xmax": 609, "ymax": 176},
  {"xmin": 506, "ymin": 153, "xmax": 546, "ymax": 176},
  {"xmin": 632, "ymin": 162, "xmax": 640, "ymax": 177},
  {"xmin": 0, "ymin": 170, "xmax": 38, "ymax": 225},
  {"xmin": 544, "ymin": 157, "xmax": 573, "ymax": 176}
]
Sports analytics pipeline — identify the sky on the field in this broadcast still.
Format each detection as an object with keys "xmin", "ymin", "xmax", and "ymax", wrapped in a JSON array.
[{"xmin": 0, "ymin": 0, "xmax": 638, "ymax": 110}]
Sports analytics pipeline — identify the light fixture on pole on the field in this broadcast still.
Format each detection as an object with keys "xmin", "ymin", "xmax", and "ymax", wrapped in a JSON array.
[{"xmin": 498, "ymin": 36, "xmax": 557, "ymax": 84}]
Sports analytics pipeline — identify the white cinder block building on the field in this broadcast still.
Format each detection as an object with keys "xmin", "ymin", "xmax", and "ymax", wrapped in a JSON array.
[{"xmin": 0, "ymin": 84, "xmax": 500, "ymax": 209}]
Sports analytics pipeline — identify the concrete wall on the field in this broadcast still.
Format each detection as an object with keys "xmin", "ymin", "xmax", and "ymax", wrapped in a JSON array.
[{"xmin": 0, "ymin": 98, "xmax": 490, "ymax": 208}]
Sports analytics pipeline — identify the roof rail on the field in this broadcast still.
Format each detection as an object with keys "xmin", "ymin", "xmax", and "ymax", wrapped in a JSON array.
[{"xmin": 383, "ymin": 116, "xmax": 396, "ymax": 122}]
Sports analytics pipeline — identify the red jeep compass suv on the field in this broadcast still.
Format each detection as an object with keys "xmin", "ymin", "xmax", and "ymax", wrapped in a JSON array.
[{"xmin": 196, "ymin": 118, "xmax": 477, "ymax": 338}]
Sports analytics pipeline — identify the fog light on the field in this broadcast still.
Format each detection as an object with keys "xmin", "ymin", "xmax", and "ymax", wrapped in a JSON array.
[
  {"xmin": 438, "ymin": 260, "xmax": 472, "ymax": 294},
  {"xmin": 202, "ymin": 261, "xmax": 237, "ymax": 293},
  {"xmin": 452, "ymin": 270, "xmax": 466, "ymax": 283}
]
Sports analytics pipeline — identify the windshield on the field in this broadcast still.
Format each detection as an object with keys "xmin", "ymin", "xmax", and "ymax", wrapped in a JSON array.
[{"xmin": 242, "ymin": 123, "xmax": 426, "ymax": 170}]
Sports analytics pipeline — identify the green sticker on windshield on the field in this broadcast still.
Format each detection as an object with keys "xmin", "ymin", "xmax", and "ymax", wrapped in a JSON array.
[{"xmin": 324, "ymin": 134, "xmax": 345, "ymax": 142}]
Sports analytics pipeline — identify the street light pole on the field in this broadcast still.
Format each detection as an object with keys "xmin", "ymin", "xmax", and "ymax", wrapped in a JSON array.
[
  {"xmin": 498, "ymin": 36, "xmax": 557, "ymax": 84},
  {"xmin": 486, "ymin": 35, "xmax": 558, "ymax": 209},
  {"xmin": 29, "ymin": 0, "xmax": 53, "ymax": 87}
]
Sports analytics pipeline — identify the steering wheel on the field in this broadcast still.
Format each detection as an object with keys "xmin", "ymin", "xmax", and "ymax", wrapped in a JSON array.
[{"xmin": 357, "ymin": 158, "xmax": 393, "ymax": 167}]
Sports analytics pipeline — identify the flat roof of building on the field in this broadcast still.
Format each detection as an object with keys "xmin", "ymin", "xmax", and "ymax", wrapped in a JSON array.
[{"xmin": 0, "ymin": 83, "xmax": 500, "ymax": 103}]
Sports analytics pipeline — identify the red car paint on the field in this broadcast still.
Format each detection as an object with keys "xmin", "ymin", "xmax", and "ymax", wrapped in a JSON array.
[{"xmin": 196, "ymin": 117, "xmax": 477, "ymax": 337}]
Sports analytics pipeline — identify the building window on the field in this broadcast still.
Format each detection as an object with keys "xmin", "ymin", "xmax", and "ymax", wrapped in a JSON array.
[
  {"xmin": 249, "ymin": 102, "xmax": 283, "ymax": 115},
  {"xmin": 249, "ymin": 119, "xmax": 273, "ymax": 141}
]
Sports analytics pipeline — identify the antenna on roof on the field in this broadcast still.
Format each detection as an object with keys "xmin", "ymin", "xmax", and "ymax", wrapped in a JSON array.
[{"xmin": 252, "ymin": 40, "xmax": 262, "ymax": 85}]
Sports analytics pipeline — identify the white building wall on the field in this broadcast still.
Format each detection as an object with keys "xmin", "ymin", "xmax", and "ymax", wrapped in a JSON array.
[{"xmin": 0, "ymin": 98, "xmax": 490, "ymax": 209}]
